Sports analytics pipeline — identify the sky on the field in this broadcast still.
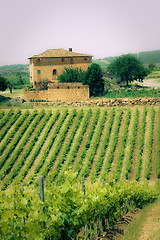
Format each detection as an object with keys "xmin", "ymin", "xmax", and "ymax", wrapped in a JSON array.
[{"xmin": 1, "ymin": 0, "xmax": 160, "ymax": 66}]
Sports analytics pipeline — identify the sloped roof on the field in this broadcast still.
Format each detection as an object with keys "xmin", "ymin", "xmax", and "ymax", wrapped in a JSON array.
[{"xmin": 29, "ymin": 49, "xmax": 93, "ymax": 59}]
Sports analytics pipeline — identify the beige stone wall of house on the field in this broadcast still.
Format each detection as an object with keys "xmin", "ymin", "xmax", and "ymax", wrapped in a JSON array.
[
  {"xmin": 29, "ymin": 59, "xmax": 34, "ymax": 87},
  {"xmin": 28, "ymin": 49, "xmax": 92, "ymax": 100},
  {"xmin": 30, "ymin": 56, "xmax": 92, "ymax": 87},
  {"xmin": 24, "ymin": 83, "xmax": 89, "ymax": 102}
]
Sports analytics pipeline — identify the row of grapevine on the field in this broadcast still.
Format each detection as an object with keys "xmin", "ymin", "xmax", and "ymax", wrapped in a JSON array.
[
  {"xmin": 12, "ymin": 110, "xmax": 58, "ymax": 184},
  {"xmin": 135, "ymin": 107, "xmax": 147, "ymax": 180},
  {"xmin": 55, "ymin": 108, "xmax": 92, "ymax": 182},
  {"xmin": 113, "ymin": 108, "xmax": 131, "ymax": 181},
  {"xmin": 74, "ymin": 108, "xmax": 100, "ymax": 174},
  {"xmin": 0, "ymin": 108, "xmax": 13, "ymax": 130},
  {"xmin": 0, "ymin": 109, "xmax": 22, "ymax": 143},
  {"xmin": 0, "ymin": 110, "xmax": 4, "ymax": 120},
  {"xmin": 0, "ymin": 107, "xmax": 159, "ymax": 186},
  {"xmin": 48, "ymin": 109, "xmax": 85, "ymax": 182},
  {"xmin": 38, "ymin": 109, "xmax": 77, "ymax": 180},
  {"xmin": 0, "ymin": 109, "xmax": 38, "ymax": 171},
  {"xmin": 91, "ymin": 108, "xmax": 115, "ymax": 181},
  {"xmin": 1, "ymin": 110, "xmax": 51, "ymax": 188},
  {"xmin": 156, "ymin": 108, "xmax": 160, "ymax": 178},
  {"xmin": 144, "ymin": 107, "xmax": 155, "ymax": 179},
  {"xmin": 101, "ymin": 109, "xmax": 123, "ymax": 180},
  {"xmin": 0, "ymin": 109, "xmax": 45, "ymax": 184},
  {"xmin": 79, "ymin": 110, "xmax": 108, "ymax": 179},
  {"xmin": 26, "ymin": 109, "xmax": 68, "ymax": 184},
  {"xmin": 2, "ymin": 110, "xmax": 60, "ymax": 189},
  {"xmin": 0, "ymin": 110, "xmax": 29, "ymax": 155},
  {"xmin": 0, "ymin": 173, "xmax": 158, "ymax": 239},
  {"xmin": 123, "ymin": 108, "xmax": 139, "ymax": 179}
]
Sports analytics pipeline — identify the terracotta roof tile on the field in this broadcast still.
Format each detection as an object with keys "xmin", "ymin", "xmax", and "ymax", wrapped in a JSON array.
[{"xmin": 29, "ymin": 49, "xmax": 93, "ymax": 58}]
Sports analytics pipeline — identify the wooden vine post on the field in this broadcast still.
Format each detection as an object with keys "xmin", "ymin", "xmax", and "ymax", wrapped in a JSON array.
[
  {"xmin": 81, "ymin": 177, "xmax": 86, "ymax": 201},
  {"xmin": 21, "ymin": 184, "xmax": 25, "ymax": 226},
  {"xmin": 101, "ymin": 180, "xmax": 105, "ymax": 230},
  {"xmin": 81, "ymin": 177, "xmax": 87, "ymax": 238},
  {"xmin": 39, "ymin": 176, "xmax": 46, "ymax": 228}
]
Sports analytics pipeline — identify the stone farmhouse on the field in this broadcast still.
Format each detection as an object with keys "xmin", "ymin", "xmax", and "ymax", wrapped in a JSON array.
[
  {"xmin": 25, "ymin": 48, "xmax": 92, "ymax": 101},
  {"xmin": 28, "ymin": 48, "xmax": 92, "ymax": 87}
]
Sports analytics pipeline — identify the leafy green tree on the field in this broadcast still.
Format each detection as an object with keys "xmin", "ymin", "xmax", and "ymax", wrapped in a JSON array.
[
  {"xmin": 107, "ymin": 54, "xmax": 148, "ymax": 87},
  {"xmin": 148, "ymin": 62, "xmax": 156, "ymax": 72},
  {"xmin": 16, "ymin": 72, "xmax": 24, "ymax": 85},
  {"xmin": 58, "ymin": 67, "xmax": 86, "ymax": 83},
  {"xmin": 58, "ymin": 64, "xmax": 104, "ymax": 96},
  {"xmin": 83, "ymin": 63, "xmax": 104, "ymax": 96},
  {"xmin": 0, "ymin": 76, "xmax": 8, "ymax": 91},
  {"xmin": 6, "ymin": 80, "xmax": 12, "ymax": 93}
]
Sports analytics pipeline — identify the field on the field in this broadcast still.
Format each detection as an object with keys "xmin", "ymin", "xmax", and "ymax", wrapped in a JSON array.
[
  {"xmin": 0, "ymin": 106, "xmax": 160, "ymax": 239},
  {"xmin": 0, "ymin": 106, "xmax": 159, "ymax": 189}
]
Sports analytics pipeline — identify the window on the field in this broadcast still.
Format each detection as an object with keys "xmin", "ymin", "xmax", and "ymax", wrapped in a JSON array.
[
  {"xmin": 84, "ymin": 58, "xmax": 87, "ymax": 61},
  {"xmin": 37, "ymin": 70, "xmax": 41, "ymax": 74},
  {"xmin": 61, "ymin": 58, "xmax": 64, "ymax": 62},
  {"xmin": 53, "ymin": 69, "xmax": 57, "ymax": 75}
]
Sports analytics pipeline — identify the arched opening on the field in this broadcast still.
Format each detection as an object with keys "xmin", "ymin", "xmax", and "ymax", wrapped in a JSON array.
[{"xmin": 53, "ymin": 69, "xmax": 57, "ymax": 75}]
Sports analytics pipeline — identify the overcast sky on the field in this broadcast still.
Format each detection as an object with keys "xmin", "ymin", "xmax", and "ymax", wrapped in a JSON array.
[{"xmin": 1, "ymin": 0, "xmax": 160, "ymax": 66}]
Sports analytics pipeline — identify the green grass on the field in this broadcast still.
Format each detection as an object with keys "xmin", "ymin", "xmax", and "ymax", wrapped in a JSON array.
[
  {"xmin": 145, "ymin": 70, "xmax": 160, "ymax": 79},
  {"xmin": 122, "ymin": 181, "xmax": 160, "ymax": 240},
  {"xmin": 122, "ymin": 206, "xmax": 149, "ymax": 240},
  {"xmin": 122, "ymin": 197, "xmax": 160, "ymax": 240},
  {"xmin": 103, "ymin": 88, "xmax": 160, "ymax": 98}
]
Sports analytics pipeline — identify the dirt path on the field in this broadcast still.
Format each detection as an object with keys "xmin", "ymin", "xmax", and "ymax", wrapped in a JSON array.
[
  {"xmin": 137, "ymin": 201, "xmax": 160, "ymax": 240},
  {"xmin": 102, "ymin": 197, "xmax": 160, "ymax": 240},
  {"xmin": 135, "ymin": 78, "xmax": 160, "ymax": 88}
]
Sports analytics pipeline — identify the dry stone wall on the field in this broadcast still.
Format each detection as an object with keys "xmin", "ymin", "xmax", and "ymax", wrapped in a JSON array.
[{"xmin": 24, "ymin": 95, "xmax": 160, "ymax": 107}]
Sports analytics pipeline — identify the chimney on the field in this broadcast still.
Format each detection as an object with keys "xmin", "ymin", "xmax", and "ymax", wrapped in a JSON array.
[{"xmin": 69, "ymin": 48, "xmax": 72, "ymax": 52}]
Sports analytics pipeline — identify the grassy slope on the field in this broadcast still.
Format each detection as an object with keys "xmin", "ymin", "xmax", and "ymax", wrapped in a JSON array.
[
  {"xmin": 0, "ymin": 64, "xmax": 30, "ymax": 88},
  {"xmin": 122, "ymin": 195, "xmax": 160, "ymax": 240}
]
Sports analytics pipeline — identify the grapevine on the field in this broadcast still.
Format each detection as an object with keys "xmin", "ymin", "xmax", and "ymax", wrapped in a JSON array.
[
  {"xmin": 101, "ymin": 109, "xmax": 123, "ymax": 180},
  {"xmin": 124, "ymin": 108, "xmax": 139, "ymax": 180}
]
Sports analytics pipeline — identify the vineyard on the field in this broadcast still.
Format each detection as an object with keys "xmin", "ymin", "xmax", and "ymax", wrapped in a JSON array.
[
  {"xmin": 0, "ymin": 106, "xmax": 160, "ymax": 239},
  {"xmin": 0, "ymin": 106, "xmax": 159, "ymax": 188}
]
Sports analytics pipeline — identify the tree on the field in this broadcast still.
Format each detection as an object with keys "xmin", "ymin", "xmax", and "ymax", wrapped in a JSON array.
[
  {"xmin": 16, "ymin": 72, "xmax": 24, "ymax": 85},
  {"xmin": 83, "ymin": 63, "xmax": 104, "ymax": 96},
  {"xmin": 58, "ymin": 64, "xmax": 104, "ymax": 96},
  {"xmin": 107, "ymin": 54, "xmax": 148, "ymax": 87},
  {"xmin": 58, "ymin": 67, "xmax": 86, "ymax": 83},
  {"xmin": 6, "ymin": 81, "xmax": 12, "ymax": 93},
  {"xmin": 148, "ymin": 62, "xmax": 155, "ymax": 72},
  {"xmin": 0, "ymin": 76, "xmax": 8, "ymax": 92}
]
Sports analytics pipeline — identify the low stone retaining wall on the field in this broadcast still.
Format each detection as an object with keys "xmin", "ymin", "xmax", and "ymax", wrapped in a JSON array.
[
  {"xmin": 24, "ymin": 83, "xmax": 89, "ymax": 102},
  {"xmin": 28, "ymin": 97, "xmax": 160, "ymax": 107}
]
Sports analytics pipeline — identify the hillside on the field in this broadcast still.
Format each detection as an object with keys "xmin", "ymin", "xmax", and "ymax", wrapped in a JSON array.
[
  {"xmin": 94, "ymin": 50, "xmax": 160, "ymax": 66},
  {"xmin": 0, "ymin": 64, "xmax": 30, "ymax": 88},
  {"xmin": 0, "ymin": 106, "xmax": 159, "ymax": 190}
]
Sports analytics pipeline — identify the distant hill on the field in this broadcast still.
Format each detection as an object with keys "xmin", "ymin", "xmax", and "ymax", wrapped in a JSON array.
[
  {"xmin": 0, "ymin": 64, "xmax": 30, "ymax": 88},
  {"xmin": 102, "ymin": 50, "xmax": 160, "ymax": 64}
]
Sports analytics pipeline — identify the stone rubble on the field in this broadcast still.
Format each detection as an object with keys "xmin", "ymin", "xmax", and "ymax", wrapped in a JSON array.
[{"xmin": 29, "ymin": 97, "xmax": 160, "ymax": 107}]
